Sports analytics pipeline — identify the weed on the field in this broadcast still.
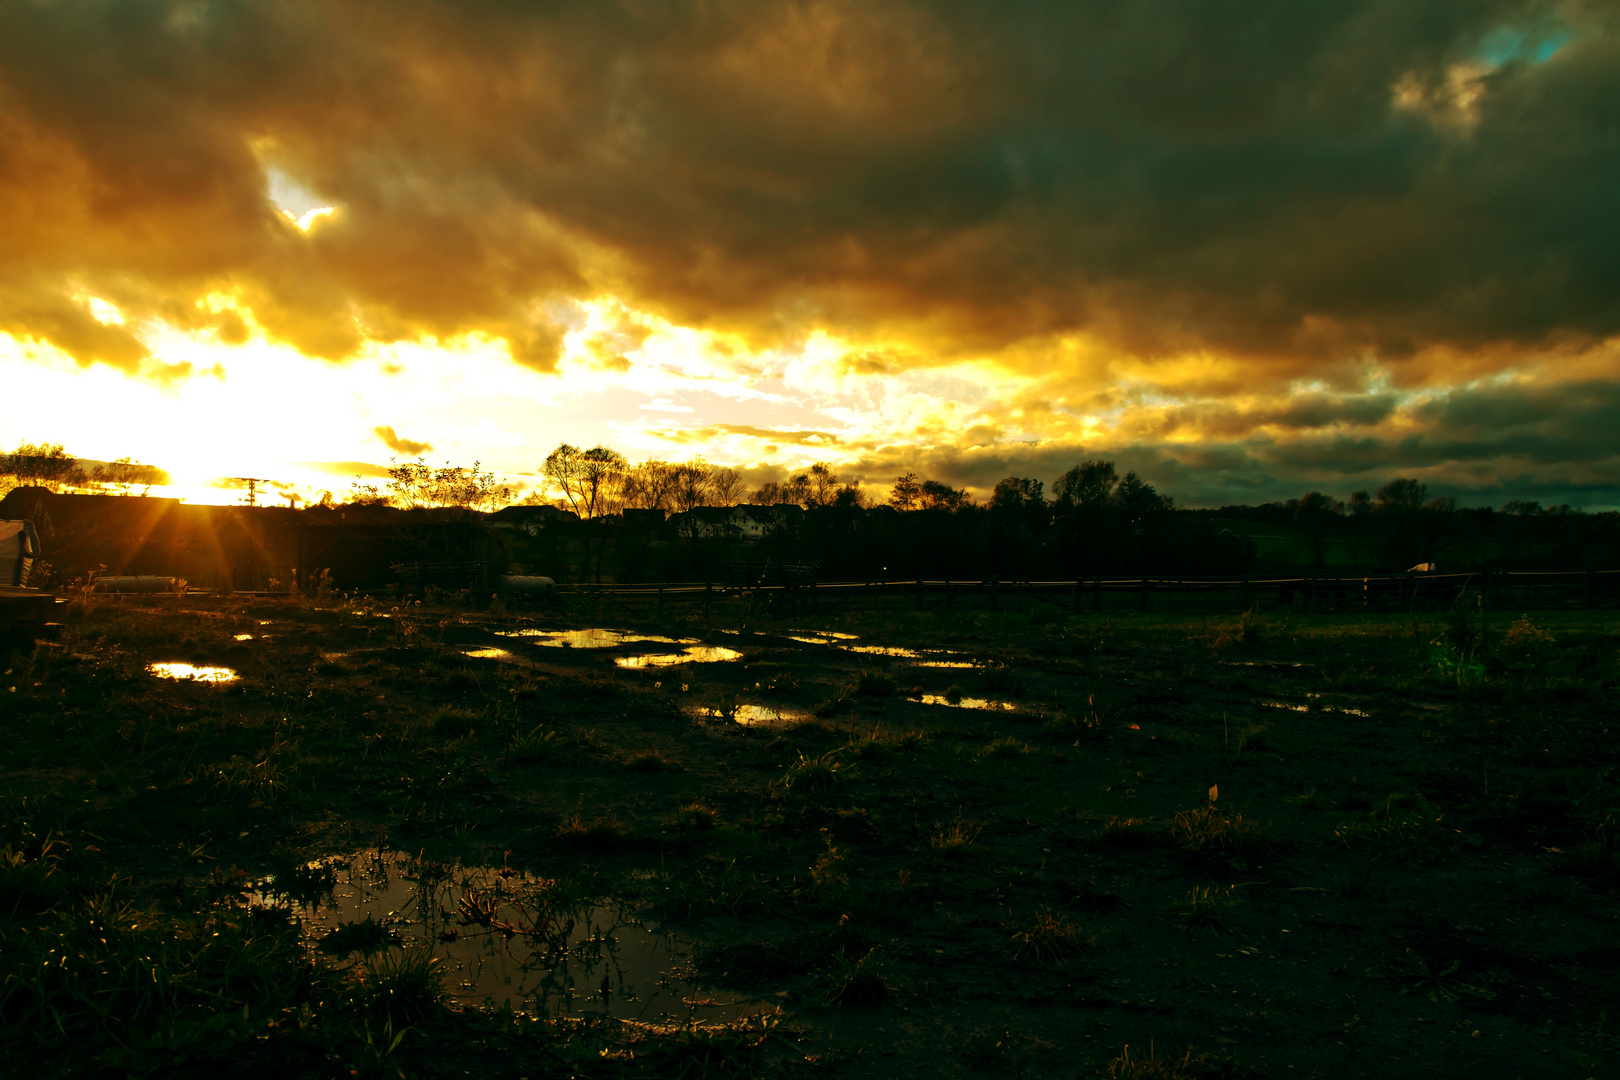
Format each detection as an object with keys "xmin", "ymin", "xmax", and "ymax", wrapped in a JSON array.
[
  {"xmin": 1170, "ymin": 806, "xmax": 1266, "ymax": 858},
  {"xmin": 507, "ymin": 727, "xmax": 563, "ymax": 764},
  {"xmin": 1233, "ymin": 724, "xmax": 1273, "ymax": 757},
  {"xmin": 929, "ymin": 817, "xmax": 984, "ymax": 859},
  {"xmin": 1285, "ymin": 788, "xmax": 1321, "ymax": 811},
  {"xmin": 850, "ymin": 728, "xmax": 896, "ymax": 761},
  {"xmin": 779, "ymin": 751, "xmax": 852, "ymax": 795},
  {"xmin": 1005, "ymin": 907, "xmax": 1094, "ymax": 964},
  {"xmin": 676, "ymin": 801, "xmax": 718, "ymax": 831},
  {"xmin": 1171, "ymin": 885, "xmax": 1242, "ymax": 933},
  {"xmin": 1331, "ymin": 794, "xmax": 1456, "ymax": 864},
  {"xmin": 895, "ymin": 729, "xmax": 931, "ymax": 754},
  {"xmin": 962, "ymin": 1027, "xmax": 1028, "ymax": 1070},
  {"xmin": 355, "ymin": 945, "xmax": 446, "ymax": 1025},
  {"xmin": 821, "ymin": 947, "xmax": 894, "ymax": 1006},
  {"xmin": 979, "ymin": 736, "xmax": 1028, "ymax": 760},
  {"xmin": 1366, "ymin": 949, "xmax": 1508, "ymax": 1003},
  {"xmin": 810, "ymin": 829, "xmax": 850, "ymax": 893},
  {"xmin": 0, "ymin": 837, "xmax": 66, "ymax": 915},
  {"xmin": 853, "ymin": 670, "xmax": 897, "ymax": 696},
  {"xmin": 1043, "ymin": 702, "xmax": 1108, "ymax": 744},
  {"xmin": 943, "ymin": 684, "xmax": 966, "ymax": 705},
  {"xmin": 1097, "ymin": 1042, "xmax": 1235, "ymax": 1079},
  {"xmin": 554, "ymin": 813, "xmax": 632, "ymax": 851},
  {"xmin": 628, "ymin": 749, "xmax": 678, "ymax": 772},
  {"xmin": 1095, "ymin": 817, "xmax": 1159, "ymax": 850},
  {"xmin": 429, "ymin": 706, "xmax": 480, "ymax": 737},
  {"xmin": 317, "ymin": 915, "xmax": 401, "ymax": 956}
]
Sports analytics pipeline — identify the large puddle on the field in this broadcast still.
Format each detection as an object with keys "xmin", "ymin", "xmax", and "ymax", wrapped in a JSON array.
[
  {"xmin": 498, "ymin": 629, "xmax": 698, "ymax": 649},
  {"xmin": 148, "ymin": 661, "xmax": 239, "ymax": 683},
  {"xmin": 615, "ymin": 647, "xmax": 743, "ymax": 668},
  {"xmin": 254, "ymin": 850, "xmax": 759, "ymax": 1022},
  {"xmin": 691, "ymin": 703, "xmax": 809, "ymax": 727},
  {"xmin": 918, "ymin": 693, "xmax": 1012, "ymax": 711}
]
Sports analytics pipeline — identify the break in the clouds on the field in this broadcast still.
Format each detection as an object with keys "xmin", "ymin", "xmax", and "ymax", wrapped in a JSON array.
[{"xmin": 1, "ymin": 0, "xmax": 1618, "ymax": 505}]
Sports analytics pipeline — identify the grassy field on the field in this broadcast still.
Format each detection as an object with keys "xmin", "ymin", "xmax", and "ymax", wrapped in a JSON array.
[{"xmin": 2, "ymin": 590, "xmax": 1617, "ymax": 1079}]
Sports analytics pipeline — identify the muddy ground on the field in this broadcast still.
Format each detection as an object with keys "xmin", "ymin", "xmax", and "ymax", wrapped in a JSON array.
[{"xmin": 2, "ymin": 591, "xmax": 1617, "ymax": 1079}]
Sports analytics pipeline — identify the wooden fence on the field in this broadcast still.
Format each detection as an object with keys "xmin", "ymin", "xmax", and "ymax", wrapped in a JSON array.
[{"xmin": 548, "ymin": 568, "xmax": 1620, "ymax": 615}]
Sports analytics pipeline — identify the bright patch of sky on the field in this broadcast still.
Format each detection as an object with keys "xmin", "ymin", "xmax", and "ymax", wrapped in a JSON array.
[{"xmin": 1477, "ymin": 24, "xmax": 1570, "ymax": 66}]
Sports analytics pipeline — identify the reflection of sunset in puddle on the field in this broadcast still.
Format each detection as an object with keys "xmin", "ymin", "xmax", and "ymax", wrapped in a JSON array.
[
  {"xmin": 464, "ymin": 647, "xmax": 519, "ymax": 662},
  {"xmin": 251, "ymin": 849, "xmax": 760, "ymax": 1022},
  {"xmin": 148, "ymin": 662, "xmax": 238, "ymax": 683},
  {"xmin": 499, "ymin": 628, "xmax": 697, "ymax": 649},
  {"xmin": 616, "ymin": 647, "xmax": 743, "ymax": 668},
  {"xmin": 233, "ymin": 633, "xmax": 254, "ymax": 641},
  {"xmin": 784, "ymin": 630, "xmax": 860, "ymax": 645},
  {"xmin": 1261, "ymin": 699, "xmax": 1368, "ymax": 717},
  {"xmin": 693, "ymin": 704, "xmax": 807, "ymax": 726},
  {"xmin": 919, "ymin": 694, "xmax": 1010, "ymax": 711}
]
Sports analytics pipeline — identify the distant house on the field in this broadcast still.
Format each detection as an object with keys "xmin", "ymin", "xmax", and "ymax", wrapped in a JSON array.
[
  {"xmin": 668, "ymin": 505, "xmax": 785, "ymax": 541},
  {"xmin": 488, "ymin": 504, "xmax": 581, "ymax": 536}
]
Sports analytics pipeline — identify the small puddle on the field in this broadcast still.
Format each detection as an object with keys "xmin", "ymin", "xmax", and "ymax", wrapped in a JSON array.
[
  {"xmin": 616, "ymin": 647, "xmax": 743, "ymax": 669},
  {"xmin": 148, "ymin": 661, "xmax": 238, "ymax": 683},
  {"xmin": 253, "ymin": 850, "xmax": 758, "ymax": 1022},
  {"xmin": 465, "ymin": 647, "xmax": 518, "ymax": 661},
  {"xmin": 783, "ymin": 630, "xmax": 860, "ymax": 645},
  {"xmin": 1260, "ymin": 699, "xmax": 1369, "ymax": 718},
  {"xmin": 233, "ymin": 633, "xmax": 254, "ymax": 642},
  {"xmin": 918, "ymin": 694, "xmax": 1011, "ymax": 711},
  {"xmin": 691, "ymin": 703, "xmax": 809, "ymax": 727},
  {"xmin": 499, "ymin": 629, "xmax": 698, "ymax": 649}
]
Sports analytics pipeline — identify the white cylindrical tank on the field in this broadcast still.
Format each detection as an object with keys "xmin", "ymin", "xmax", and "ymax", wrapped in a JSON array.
[{"xmin": 497, "ymin": 575, "xmax": 555, "ymax": 594}]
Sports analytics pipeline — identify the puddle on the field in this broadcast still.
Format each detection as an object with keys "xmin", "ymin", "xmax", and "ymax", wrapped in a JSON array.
[
  {"xmin": 1224, "ymin": 660, "xmax": 1315, "ymax": 669},
  {"xmin": 615, "ymin": 647, "xmax": 743, "ymax": 669},
  {"xmin": 842, "ymin": 645, "xmax": 977, "ymax": 668},
  {"xmin": 1260, "ymin": 699, "xmax": 1369, "ymax": 718},
  {"xmin": 918, "ymin": 694, "xmax": 1012, "ymax": 711},
  {"xmin": 148, "ymin": 661, "xmax": 238, "ymax": 683},
  {"xmin": 253, "ymin": 850, "xmax": 758, "ymax": 1022},
  {"xmin": 691, "ymin": 703, "xmax": 809, "ymax": 727},
  {"xmin": 233, "ymin": 633, "xmax": 254, "ymax": 642},
  {"xmin": 783, "ymin": 630, "xmax": 860, "ymax": 645},
  {"xmin": 465, "ymin": 647, "xmax": 518, "ymax": 661},
  {"xmin": 498, "ymin": 629, "xmax": 698, "ymax": 649}
]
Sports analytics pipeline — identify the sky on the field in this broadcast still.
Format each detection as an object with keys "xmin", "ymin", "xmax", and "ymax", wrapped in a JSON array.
[{"xmin": 1, "ymin": 0, "xmax": 1618, "ymax": 509}]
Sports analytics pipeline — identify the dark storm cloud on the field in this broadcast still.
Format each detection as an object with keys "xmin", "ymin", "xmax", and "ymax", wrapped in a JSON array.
[
  {"xmin": 838, "ymin": 379, "xmax": 1620, "ymax": 509},
  {"xmin": 1, "ymin": 0, "xmax": 1615, "ymax": 373}
]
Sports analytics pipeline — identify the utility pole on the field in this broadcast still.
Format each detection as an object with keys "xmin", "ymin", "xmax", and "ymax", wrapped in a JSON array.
[{"xmin": 229, "ymin": 478, "xmax": 273, "ymax": 507}]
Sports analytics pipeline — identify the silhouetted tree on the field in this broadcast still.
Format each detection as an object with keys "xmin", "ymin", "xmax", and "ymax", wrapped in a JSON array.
[
  {"xmin": 889, "ymin": 472, "xmax": 922, "ymax": 511},
  {"xmin": 1293, "ymin": 491, "xmax": 1344, "ymax": 571}
]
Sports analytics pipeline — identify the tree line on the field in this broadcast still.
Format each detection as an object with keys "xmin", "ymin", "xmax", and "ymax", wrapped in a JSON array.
[{"xmin": 0, "ymin": 442, "xmax": 169, "ymax": 497}]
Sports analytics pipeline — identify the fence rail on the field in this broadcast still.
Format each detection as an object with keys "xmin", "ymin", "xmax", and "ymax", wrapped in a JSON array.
[{"xmin": 545, "ymin": 568, "xmax": 1620, "ymax": 613}]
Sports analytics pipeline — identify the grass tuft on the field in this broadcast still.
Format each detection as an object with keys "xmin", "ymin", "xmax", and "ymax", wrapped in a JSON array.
[
  {"xmin": 1005, "ymin": 907, "xmax": 1094, "ymax": 964},
  {"xmin": 821, "ymin": 947, "xmax": 894, "ymax": 1006}
]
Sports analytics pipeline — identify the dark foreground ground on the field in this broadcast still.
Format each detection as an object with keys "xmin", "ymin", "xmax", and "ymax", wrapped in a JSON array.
[{"xmin": 2, "ymin": 590, "xmax": 1617, "ymax": 1079}]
